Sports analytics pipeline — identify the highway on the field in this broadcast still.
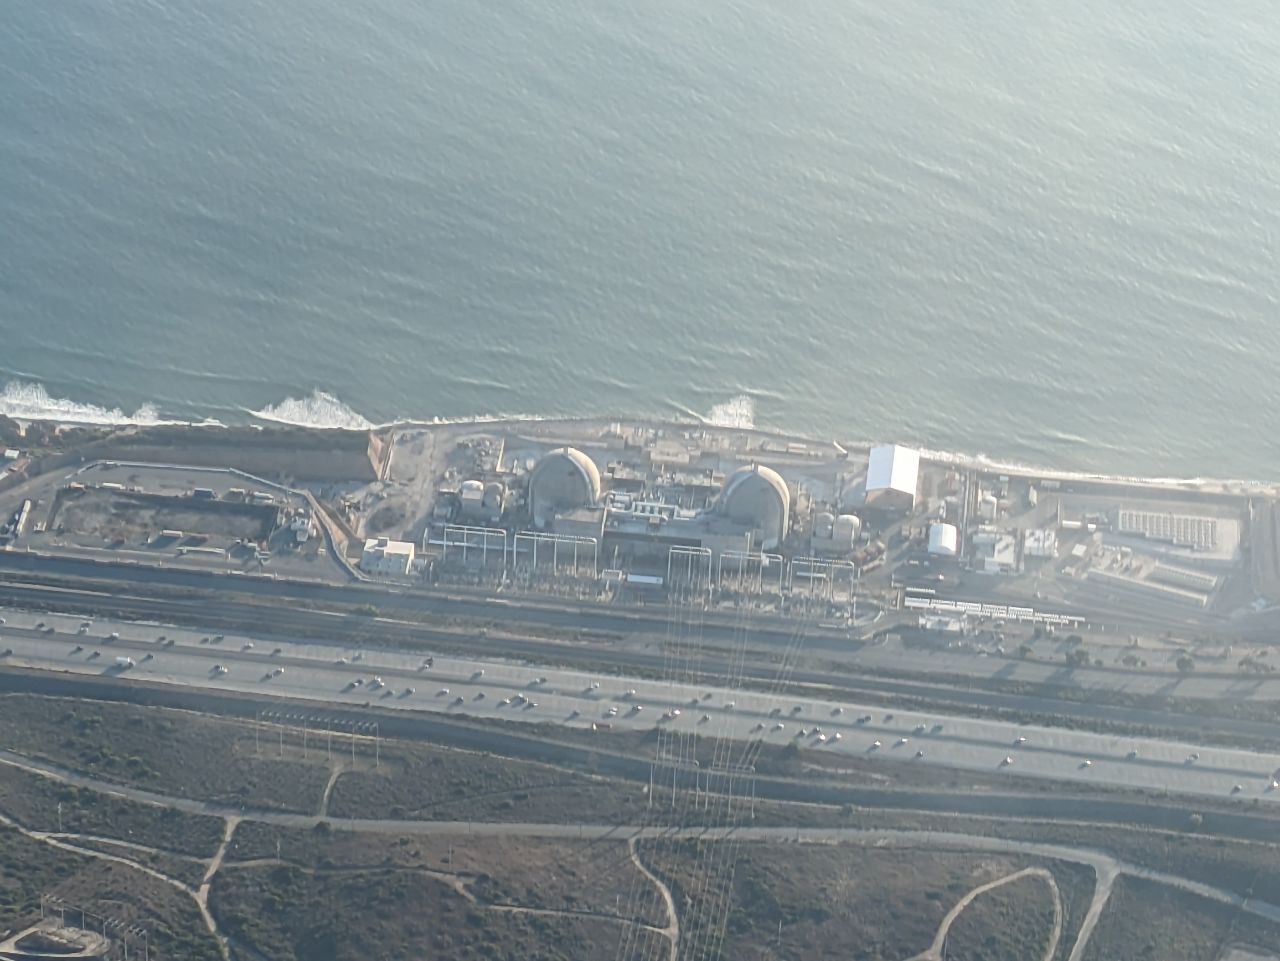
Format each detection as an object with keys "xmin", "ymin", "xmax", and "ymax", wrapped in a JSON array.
[
  {"xmin": 4, "ymin": 576, "xmax": 1280, "ymax": 748},
  {"xmin": 9, "ymin": 551, "xmax": 1280, "ymax": 707},
  {"xmin": 2, "ymin": 607, "xmax": 1279, "ymax": 805}
]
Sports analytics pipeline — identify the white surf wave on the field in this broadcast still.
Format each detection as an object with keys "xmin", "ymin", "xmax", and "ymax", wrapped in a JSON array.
[
  {"xmin": 0, "ymin": 380, "xmax": 174, "ymax": 426},
  {"xmin": 250, "ymin": 391, "xmax": 374, "ymax": 430},
  {"xmin": 704, "ymin": 394, "xmax": 756, "ymax": 430}
]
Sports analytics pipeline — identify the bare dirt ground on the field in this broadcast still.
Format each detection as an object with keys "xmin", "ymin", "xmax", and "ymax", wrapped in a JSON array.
[{"xmin": 49, "ymin": 488, "xmax": 274, "ymax": 547}]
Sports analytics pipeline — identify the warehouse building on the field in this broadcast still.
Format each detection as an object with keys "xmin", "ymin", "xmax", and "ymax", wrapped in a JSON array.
[{"xmin": 865, "ymin": 444, "xmax": 920, "ymax": 511}]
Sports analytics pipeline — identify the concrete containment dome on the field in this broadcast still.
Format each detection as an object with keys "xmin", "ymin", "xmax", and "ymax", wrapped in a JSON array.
[
  {"xmin": 717, "ymin": 463, "xmax": 790, "ymax": 550},
  {"xmin": 527, "ymin": 447, "xmax": 602, "ymax": 526}
]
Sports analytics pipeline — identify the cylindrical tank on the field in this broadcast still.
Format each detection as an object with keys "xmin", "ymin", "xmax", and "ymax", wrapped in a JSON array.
[
  {"xmin": 482, "ymin": 482, "xmax": 505, "ymax": 511},
  {"xmin": 814, "ymin": 512, "xmax": 835, "ymax": 539},
  {"xmin": 461, "ymin": 479, "xmax": 484, "ymax": 495},
  {"xmin": 927, "ymin": 522, "xmax": 959, "ymax": 557},
  {"xmin": 833, "ymin": 514, "xmax": 862, "ymax": 549},
  {"xmin": 979, "ymin": 493, "xmax": 999, "ymax": 521}
]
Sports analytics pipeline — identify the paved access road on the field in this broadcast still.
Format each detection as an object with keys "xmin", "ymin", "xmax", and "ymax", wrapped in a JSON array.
[{"xmin": 3, "ymin": 608, "xmax": 1280, "ymax": 805}]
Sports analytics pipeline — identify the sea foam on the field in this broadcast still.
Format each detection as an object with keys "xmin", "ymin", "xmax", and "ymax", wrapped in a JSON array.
[
  {"xmin": 250, "ymin": 391, "xmax": 374, "ymax": 430},
  {"xmin": 705, "ymin": 394, "xmax": 756, "ymax": 430},
  {"xmin": 0, "ymin": 380, "xmax": 172, "ymax": 426}
]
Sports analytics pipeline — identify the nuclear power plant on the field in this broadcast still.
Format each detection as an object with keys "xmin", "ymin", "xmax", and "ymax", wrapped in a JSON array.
[{"xmin": 427, "ymin": 424, "xmax": 927, "ymax": 585}]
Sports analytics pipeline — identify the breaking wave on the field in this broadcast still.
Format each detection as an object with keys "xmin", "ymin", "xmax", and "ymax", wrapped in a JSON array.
[
  {"xmin": 250, "ymin": 390, "xmax": 375, "ymax": 430},
  {"xmin": 0, "ymin": 380, "xmax": 173, "ymax": 426},
  {"xmin": 705, "ymin": 394, "xmax": 756, "ymax": 430}
]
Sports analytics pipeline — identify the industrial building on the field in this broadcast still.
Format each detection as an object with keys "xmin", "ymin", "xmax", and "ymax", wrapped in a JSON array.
[
  {"xmin": 715, "ymin": 464, "xmax": 790, "ymax": 550},
  {"xmin": 527, "ymin": 447, "xmax": 602, "ymax": 527},
  {"xmin": 1024, "ymin": 528, "xmax": 1058, "ymax": 558},
  {"xmin": 864, "ymin": 444, "xmax": 920, "ymax": 511},
  {"xmin": 361, "ymin": 536, "xmax": 416, "ymax": 576},
  {"xmin": 813, "ymin": 513, "xmax": 862, "ymax": 554},
  {"xmin": 523, "ymin": 447, "xmax": 796, "ymax": 569},
  {"xmin": 927, "ymin": 522, "xmax": 958, "ymax": 557}
]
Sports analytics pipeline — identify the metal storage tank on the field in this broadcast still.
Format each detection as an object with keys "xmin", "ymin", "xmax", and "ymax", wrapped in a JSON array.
[
  {"xmin": 979, "ymin": 493, "xmax": 999, "ymax": 522},
  {"xmin": 927, "ymin": 522, "xmax": 959, "ymax": 557},
  {"xmin": 833, "ymin": 514, "xmax": 862, "ymax": 549},
  {"xmin": 814, "ymin": 512, "xmax": 835, "ymax": 539},
  {"xmin": 482, "ymin": 482, "xmax": 505, "ymax": 512}
]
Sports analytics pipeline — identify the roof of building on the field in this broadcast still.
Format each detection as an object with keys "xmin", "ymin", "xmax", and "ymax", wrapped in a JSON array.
[
  {"xmin": 363, "ymin": 537, "xmax": 415, "ymax": 557},
  {"xmin": 866, "ymin": 444, "xmax": 920, "ymax": 495},
  {"xmin": 927, "ymin": 522, "xmax": 958, "ymax": 555}
]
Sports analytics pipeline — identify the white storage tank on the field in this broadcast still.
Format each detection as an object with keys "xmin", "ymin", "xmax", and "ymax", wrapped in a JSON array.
[
  {"xmin": 814, "ymin": 512, "xmax": 836, "ymax": 539},
  {"xmin": 927, "ymin": 522, "xmax": 959, "ymax": 557},
  {"xmin": 833, "ymin": 514, "xmax": 862, "ymax": 549},
  {"xmin": 979, "ymin": 493, "xmax": 999, "ymax": 522}
]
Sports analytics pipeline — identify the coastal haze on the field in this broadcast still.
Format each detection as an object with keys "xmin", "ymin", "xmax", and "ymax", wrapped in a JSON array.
[{"xmin": 3, "ymin": 0, "xmax": 1279, "ymax": 477}]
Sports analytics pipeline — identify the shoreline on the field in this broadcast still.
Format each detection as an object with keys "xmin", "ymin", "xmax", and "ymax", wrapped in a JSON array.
[{"xmin": 13, "ymin": 411, "xmax": 1278, "ymax": 498}]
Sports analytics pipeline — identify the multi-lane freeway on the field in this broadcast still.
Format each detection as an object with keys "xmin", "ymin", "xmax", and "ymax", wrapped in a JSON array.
[
  {"xmin": 2, "ymin": 607, "xmax": 1278, "ymax": 804},
  {"xmin": 4, "ymin": 572, "xmax": 1280, "ymax": 749}
]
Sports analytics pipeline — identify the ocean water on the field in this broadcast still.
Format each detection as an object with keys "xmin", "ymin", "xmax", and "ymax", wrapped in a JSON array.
[{"xmin": 1, "ymin": 0, "xmax": 1278, "ymax": 478}]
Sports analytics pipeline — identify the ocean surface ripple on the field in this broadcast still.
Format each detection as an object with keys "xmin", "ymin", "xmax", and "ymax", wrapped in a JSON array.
[{"xmin": 1, "ymin": 0, "xmax": 1278, "ymax": 478}]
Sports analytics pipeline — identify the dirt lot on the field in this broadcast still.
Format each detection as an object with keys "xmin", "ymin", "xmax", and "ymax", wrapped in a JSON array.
[
  {"xmin": 0, "ymin": 826, "xmax": 221, "ymax": 961},
  {"xmin": 49, "ymin": 487, "xmax": 275, "ymax": 546}
]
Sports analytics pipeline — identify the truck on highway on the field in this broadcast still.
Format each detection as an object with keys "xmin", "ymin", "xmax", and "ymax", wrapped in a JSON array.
[{"xmin": 114, "ymin": 656, "xmax": 135, "ymax": 669}]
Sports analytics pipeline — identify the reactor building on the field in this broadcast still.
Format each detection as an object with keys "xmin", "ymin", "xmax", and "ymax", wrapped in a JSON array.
[
  {"xmin": 715, "ymin": 463, "xmax": 790, "ymax": 550},
  {"xmin": 524, "ymin": 447, "xmax": 796, "ymax": 566},
  {"xmin": 526, "ymin": 447, "xmax": 602, "ymax": 528}
]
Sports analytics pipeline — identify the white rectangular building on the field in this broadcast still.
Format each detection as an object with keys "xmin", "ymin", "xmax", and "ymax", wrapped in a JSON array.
[
  {"xmin": 1024, "ymin": 529, "xmax": 1058, "ymax": 558},
  {"xmin": 865, "ymin": 444, "xmax": 920, "ymax": 511},
  {"xmin": 361, "ymin": 537, "xmax": 416, "ymax": 576}
]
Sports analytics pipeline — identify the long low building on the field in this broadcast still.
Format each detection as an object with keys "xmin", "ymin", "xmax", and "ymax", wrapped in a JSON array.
[
  {"xmin": 361, "ymin": 536, "xmax": 416, "ymax": 576},
  {"xmin": 1087, "ymin": 567, "xmax": 1208, "ymax": 607}
]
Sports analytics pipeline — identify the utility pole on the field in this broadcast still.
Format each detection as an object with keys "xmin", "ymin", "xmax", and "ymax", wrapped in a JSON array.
[{"xmin": 57, "ymin": 802, "xmax": 63, "ymax": 834}]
